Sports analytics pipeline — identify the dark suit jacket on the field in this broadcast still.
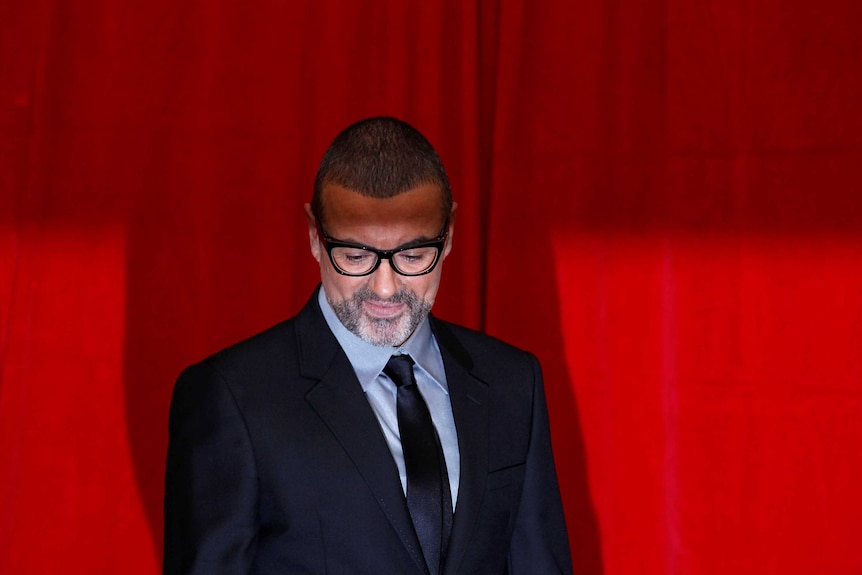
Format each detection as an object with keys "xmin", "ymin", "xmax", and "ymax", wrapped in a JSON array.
[{"xmin": 164, "ymin": 288, "xmax": 572, "ymax": 574}]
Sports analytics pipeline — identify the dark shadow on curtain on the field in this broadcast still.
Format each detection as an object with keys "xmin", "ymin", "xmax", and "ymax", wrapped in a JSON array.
[
  {"xmin": 522, "ymin": 224, "xmax": 604, "ymax": 575},
  {"xmin": 122, "ymin": 187, "xmax": 317, "ymax": 562},
  {"xmin": 479, "ymin": 213, "xmax": 605, "ymax": 572},
  {"xmin": 122, "ymin": 178, "xmax": 196, "ymax": 562}
]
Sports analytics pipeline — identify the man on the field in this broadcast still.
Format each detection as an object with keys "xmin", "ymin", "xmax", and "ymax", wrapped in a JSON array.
[{"xmin": 164, "ymin": 117, "xmax": 572, "ymax": 574}]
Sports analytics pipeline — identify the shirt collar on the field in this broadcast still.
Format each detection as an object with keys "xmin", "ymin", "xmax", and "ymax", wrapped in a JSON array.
[{"xmin": 317, "ymin": 287, "xmax": 448, "ymax": 393}]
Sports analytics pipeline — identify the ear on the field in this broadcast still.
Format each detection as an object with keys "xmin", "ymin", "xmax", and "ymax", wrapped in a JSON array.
[
  {"xmin": 304, "ymin": 203, "xmax": 322, "ymax": 263},
  {"xmin": 441, "ymin": 202, "xmax": 457, "ymax": 259}
]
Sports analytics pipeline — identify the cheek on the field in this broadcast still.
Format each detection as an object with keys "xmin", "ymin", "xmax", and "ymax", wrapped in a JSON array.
[
  {"xmin": 320, "ymin": 265, "xmax": 361, "ymax": 299},
  {"xmin": 412, "ymin": 272, "xmax": 443, "ymax": 301}
]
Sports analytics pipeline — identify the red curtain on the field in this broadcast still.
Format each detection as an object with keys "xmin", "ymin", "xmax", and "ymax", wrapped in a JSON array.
[{"xmin": 2, "ymin": 1, "xmax": 861, "ymax": 573}]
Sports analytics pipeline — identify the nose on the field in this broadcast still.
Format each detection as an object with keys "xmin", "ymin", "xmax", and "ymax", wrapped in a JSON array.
[{"xmin": 367, "ymin": 257, "xmax": 401, "ymax": 299}]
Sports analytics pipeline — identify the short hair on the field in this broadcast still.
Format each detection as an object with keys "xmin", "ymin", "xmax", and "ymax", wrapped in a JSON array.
[{"xmin": 312, "ymin": 117, "xmax": 453, "ymax": 224}]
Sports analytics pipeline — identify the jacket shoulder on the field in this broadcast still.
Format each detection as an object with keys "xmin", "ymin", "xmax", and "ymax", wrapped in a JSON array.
[
  {"xmin": 171, "ymin": 318, "xmax": 302, "ymax": 401},
  {"xmin": 206, "ymin": 319, "xmax": 298, "ymax": 371},
  {"xmin": 430, "ymin": 317, "xmax": 539, "ymax": 379}
]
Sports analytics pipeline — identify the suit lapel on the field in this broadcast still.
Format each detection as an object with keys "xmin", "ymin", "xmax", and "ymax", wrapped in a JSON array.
[
  {"xmin": 295, "ymin": 292, "xmax": 428, "ymax": 574},
  {"xmin": 432, "ymin": 319, "xmax": 490, "ymax": 575}
]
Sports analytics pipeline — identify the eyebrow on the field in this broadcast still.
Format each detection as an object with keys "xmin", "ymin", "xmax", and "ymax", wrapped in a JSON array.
[
  {"xmin": 321, "ymin": 220, "xmax": 447, "ymax": 249},
  {"xmin": 324, "ymin": 232, "xmax": 440, "ymax": 250}
]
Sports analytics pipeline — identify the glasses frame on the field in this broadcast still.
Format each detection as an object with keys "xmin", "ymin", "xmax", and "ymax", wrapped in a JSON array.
[{"xmin": 318, "ymin": 218, "xmax": 450, "ymax": 277}]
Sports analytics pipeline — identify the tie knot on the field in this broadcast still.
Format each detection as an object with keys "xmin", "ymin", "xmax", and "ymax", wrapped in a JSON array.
[{"xmin": 383, "ymin": 354, "xmax": 416, "ymax": 388}]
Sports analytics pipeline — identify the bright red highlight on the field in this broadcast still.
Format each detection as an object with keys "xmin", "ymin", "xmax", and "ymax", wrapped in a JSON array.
[{"xmin": 2, "ymin": 0, "xmax": 861, "ymax": 573}]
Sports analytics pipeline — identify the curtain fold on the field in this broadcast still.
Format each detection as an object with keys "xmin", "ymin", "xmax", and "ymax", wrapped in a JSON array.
[{"xmin": 2, "ymin": 1, "xmax": 860, "ymax": 573}]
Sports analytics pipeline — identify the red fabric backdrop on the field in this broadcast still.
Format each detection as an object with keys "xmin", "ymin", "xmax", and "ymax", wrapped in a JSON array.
[{"xmin": 2, "ymin": 1, "xmax": 861, "ymax": 573}]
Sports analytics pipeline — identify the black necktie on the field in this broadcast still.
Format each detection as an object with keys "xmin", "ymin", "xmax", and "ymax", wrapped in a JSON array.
[{"xmin": 384, "ymin": 354, "xmax": 452, "ymax": 575}]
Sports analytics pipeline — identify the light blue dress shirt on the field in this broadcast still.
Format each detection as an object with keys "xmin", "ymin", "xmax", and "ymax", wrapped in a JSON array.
[{"xmin": 318, "ymin": 287, "xmax": 460, "ymax": 509}]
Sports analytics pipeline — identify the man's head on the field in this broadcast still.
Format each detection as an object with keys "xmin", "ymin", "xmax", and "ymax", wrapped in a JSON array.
[{"xmin": 305, "ymin": 117, "xmax": 456, "ymax": 347}]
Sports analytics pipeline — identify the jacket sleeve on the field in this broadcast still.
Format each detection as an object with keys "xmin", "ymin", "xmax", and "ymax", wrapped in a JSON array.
[
  {"xmin": 164, "ymin": 361, "xmax": 258, "ymax": 575},
  {"xmin": 507, "ymin": 355, "xmax": 574, "ymax": 574}
]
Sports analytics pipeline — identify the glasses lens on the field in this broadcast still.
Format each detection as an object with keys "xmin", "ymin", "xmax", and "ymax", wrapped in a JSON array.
[
  {"xmin": 392, "ymin": 247, "xmax": 439, "ymax": 275},
  {"xmin": 331, "ymin": 247, "xmax": 378, "ymax": 275}
]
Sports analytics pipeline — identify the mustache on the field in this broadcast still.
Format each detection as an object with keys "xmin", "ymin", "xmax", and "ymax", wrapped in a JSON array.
[{"xmin": 352, "ymin": 286, "xmax": 417, "ymax": 305}]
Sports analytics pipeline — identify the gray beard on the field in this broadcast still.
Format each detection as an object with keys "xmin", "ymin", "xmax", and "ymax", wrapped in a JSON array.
[{"xmin": 329, "ymin": 285, "xmax": 432, "ymax": 347}]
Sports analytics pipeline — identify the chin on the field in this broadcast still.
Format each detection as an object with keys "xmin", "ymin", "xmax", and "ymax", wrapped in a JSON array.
[{"xmin": 358, "ymin": 317, "xmax": 411, "ymax": 347}]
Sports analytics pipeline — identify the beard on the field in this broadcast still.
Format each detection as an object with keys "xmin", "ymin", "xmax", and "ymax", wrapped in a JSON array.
[{"xmin": 328, "ymin": 285, "xmax": 433, "ymax": 347}]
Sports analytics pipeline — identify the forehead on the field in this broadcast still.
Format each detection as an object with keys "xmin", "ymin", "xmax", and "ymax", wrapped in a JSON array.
[{"xmin": 321, "ymin": 183, "xmax": 446, "ymax": 242}]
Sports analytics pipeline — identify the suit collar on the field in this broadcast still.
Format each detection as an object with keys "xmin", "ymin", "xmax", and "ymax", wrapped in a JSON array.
[
  {"xmin": 294, "ymin": 286, "xmax": 341, "ymax": 380},
  {"xmin": 430, "ymin": 318, "xmax": 490, "ymax": 575},
  {"xmin": 295, "ymin": 288, "xmax": 429, "ymax": 574},
  {"xmin": 295, "ymin": 290, "xmax": 492, "ymax": 575}
]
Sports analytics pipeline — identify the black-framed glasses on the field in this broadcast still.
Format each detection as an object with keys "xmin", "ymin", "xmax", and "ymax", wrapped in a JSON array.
[{"xmin": 318, "ymin": 219, "xmax": 449, "ymax": 277}]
